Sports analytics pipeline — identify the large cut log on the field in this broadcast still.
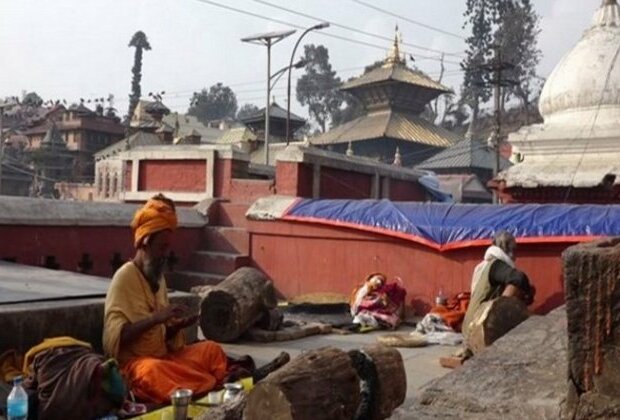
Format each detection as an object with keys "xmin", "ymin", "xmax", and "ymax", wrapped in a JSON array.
[
  {"xmin": 356, "ymin": 344, "xmax": 406, "ymax": 420},
  {"xmin": 199, "ymin": 267, "xmax": 277, "ymax": 342},
  {"xmin": 465, "ymin": 296, "xmax": 529, "ymax": 354},
  {"xmin": 562, "ymin": 238, "xmax": 620, "ymax": 420},
  {"xmin": 243, "ymin": 347, "xmax": 361, "ymax": 420}
]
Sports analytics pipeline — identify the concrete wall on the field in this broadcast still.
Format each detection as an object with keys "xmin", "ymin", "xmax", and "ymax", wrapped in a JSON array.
[
  {"xmin": 0, "ymin": 197, "xmax": 207, "ymax": 277},
  {"xmin": 247, "ymin": 218, "xmax": 570, "ymax": 315}
]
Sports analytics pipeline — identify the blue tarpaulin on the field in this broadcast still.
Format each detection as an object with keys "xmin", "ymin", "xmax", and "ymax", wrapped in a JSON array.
[{"xmin": 283, "ymin": 199, "xmax": 620, "ymax": 251}]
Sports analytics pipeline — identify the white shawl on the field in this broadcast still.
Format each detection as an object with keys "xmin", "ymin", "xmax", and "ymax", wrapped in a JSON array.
[{"xmin": 470, "ymin": 245, "xmax": 515, "ymax": 292}]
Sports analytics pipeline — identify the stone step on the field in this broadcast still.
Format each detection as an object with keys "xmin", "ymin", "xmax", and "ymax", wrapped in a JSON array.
[
  {"xmin": 215, "ymin": 202, "xmax": 251, "ymax": 228},
  {"xmin": 188, "ymin": 251, "xmax": 250, "ymax": 275},
  {"xmin": 167, "ymin": 270, "xmax": 227, "ymax": 292},
  {"xmin": 203, "ymin": 226, "xmax": 249, "ymax": 254}
]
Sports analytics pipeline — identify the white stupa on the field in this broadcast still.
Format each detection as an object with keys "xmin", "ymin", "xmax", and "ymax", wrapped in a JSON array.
[{"xmin": 497, "ymin": 0, "xmax": 620, "ymax": 190}]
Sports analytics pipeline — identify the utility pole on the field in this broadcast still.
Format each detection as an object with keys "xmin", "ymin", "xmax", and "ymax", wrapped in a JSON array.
[
  {"xmin": 0, "ymin": 100, "xmax": 16, "ymax": 195},
  {"xmin": 479, "ymin": 45, "xmax": 516, "ymax": 204}
]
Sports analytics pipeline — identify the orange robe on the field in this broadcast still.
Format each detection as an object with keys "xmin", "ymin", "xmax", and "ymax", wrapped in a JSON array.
[{"xmin": 103, "ymin": 262, "xmax": 227, "ymax": 403}]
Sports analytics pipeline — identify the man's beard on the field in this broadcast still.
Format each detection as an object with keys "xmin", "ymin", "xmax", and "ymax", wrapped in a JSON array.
[{"xmin": 143, "ymin": 257, "xmax": 167, "ymax": 291}]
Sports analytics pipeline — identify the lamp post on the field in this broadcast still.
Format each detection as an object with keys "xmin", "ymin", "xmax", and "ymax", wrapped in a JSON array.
[
  {"xmin": 286, "ymin": 22, "xmax": 330, "ymax": 145},
  {"xmin": 242, "ymin": 29, "xmax": 295, "ymax": 165}
]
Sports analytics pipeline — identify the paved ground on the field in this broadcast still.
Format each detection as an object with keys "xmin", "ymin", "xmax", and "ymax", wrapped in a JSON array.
[{"xmin": 221, "ymin": 326, "xmax": 455, "ymax": 408}]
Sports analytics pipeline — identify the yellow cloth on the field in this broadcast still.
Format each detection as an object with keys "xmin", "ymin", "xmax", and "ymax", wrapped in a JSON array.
[
  {"xmin": 23, "ymin": 337, "xmax": 91, "ymax": 374},
  {"xmin": 0, "ymin": 337, "xmax": 92, "ymax": 381},
  {"xmin": 131, "ymin": 196, "xmax": 178, "ymax": 248},
  {"xmin": 103, "ymin": 262, "xmax": 184, "ymax": 366}
]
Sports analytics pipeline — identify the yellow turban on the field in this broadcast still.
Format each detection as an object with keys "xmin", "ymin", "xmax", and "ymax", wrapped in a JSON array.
[{"xmin": 131, "ymin": 195, "xmax": 178, "ymax": 248}]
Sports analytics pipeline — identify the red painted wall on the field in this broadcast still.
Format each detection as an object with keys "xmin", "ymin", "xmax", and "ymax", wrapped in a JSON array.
[
  {"xmin": 0, "ymin": 225, "xmax": 204, "ymax": 278},
  {"xmin": 320, "ymin": 167, "xmax": 372, "ymax": 199},
  {"xmin": 213, "ymin": 159, "xmax": 232, "ymax": 198},
  {"xmin": 230, "ymin": 179, "xmax": 274, "ymax": 202},
  {"xmin": 275, "ymin": 162, "xmax": 313, "ymax": 198},
  {"xmin": 390, "ymin": 179, "xmax": 427, "ymax": 201},
  {"xmin": 138, "ymin": 160, "xmax": 206, "ymax": 192},
  {"xmin": 247, "ymin": 219, "xmax": 570, "ymax": 315}
]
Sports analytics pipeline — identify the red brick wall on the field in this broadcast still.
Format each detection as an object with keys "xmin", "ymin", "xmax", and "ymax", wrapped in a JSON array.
[
  {"xmin": 138, "ymin": 160, "xmax": 206, "ymax": 192},
  {"xmin": 320, "ymin": 167, "xmax": 372, "ymax": 199},
  {"xmin": 389, "ymin": 179, "xmax": 427, "ymax": 201},
  {"xmin": 248, "ymin": 219, "xmax": 570, "ymax": 315}
]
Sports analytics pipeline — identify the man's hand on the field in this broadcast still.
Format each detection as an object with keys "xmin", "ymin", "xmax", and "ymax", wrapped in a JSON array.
[
  {"xmin": 153, "ymin": 304, "xmax": 188, "ymax": 324},
  {"xmin": 165, "ymin": 314, "xmax": 199, "ymax": 340},
  {"xmin": 169, "ymin": 314, "xmax": 199, "ymax": 330}
]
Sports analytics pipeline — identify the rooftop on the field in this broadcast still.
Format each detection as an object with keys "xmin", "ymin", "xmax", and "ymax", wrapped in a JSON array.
[
  {"xmin": 310, "ymin": 109, "xmax": 461, "ymax": 147},
  {"xmin": 417, "ymin": 136, "xmax": 512, "ymax": 172}
]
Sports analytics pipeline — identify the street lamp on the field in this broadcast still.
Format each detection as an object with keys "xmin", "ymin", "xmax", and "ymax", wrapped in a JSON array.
[
  {"xmin": 271, "ymin": 59, "xmax": 307, "ymax": 90},
  {"xmin": 286, "ymin": 22, "xmax": 330, "ymax": 145},
  {"xmin": 241, "ymin": 29, "xmax": 296, "ymax": 165}
]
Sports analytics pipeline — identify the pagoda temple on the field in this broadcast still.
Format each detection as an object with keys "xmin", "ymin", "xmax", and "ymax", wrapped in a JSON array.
[
  {"xmin": 311, "ymin": 30, "xmax": 462, "ymax": 166},
  {"xmin": 490, "ymin": 0, "xmax": 620, "ymax": 204}
]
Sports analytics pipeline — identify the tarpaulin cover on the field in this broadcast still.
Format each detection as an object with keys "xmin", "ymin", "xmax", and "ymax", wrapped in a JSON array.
[{"xmin": 283, "ymin": 199, "xmax": 620, "ymax": 251}]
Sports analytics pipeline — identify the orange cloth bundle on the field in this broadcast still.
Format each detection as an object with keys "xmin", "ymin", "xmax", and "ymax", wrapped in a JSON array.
[
  {"xmin": 130, "ymin": 195, "xmax": 178, "ymax": 248},
  {"xmin": 429, "ymin": 292, "xmax": 471, "ymax": 332}
]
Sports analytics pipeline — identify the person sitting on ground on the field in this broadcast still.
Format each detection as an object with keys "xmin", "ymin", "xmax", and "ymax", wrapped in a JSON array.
[
  {"xmin": 102, "ymin": 194, "xmax": 290, "ymax": 405},
  {"xmin": 461, "ymin": 230, "xmax": 535, "ymax": 342}
]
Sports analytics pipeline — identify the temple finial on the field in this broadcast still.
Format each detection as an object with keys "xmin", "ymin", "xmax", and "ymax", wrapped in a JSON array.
[{"xmin": 384, "ymin": 25, "xmax": 405, "ymax": 67}]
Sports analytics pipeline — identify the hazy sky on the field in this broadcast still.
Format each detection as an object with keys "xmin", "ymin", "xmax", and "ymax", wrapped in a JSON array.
[{"xmin": 0, "ymin": 0, "xmax": 601, "ymax": 117}]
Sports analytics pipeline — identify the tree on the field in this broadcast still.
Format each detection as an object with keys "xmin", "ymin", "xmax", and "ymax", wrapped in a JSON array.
[
  {"xmin": 188, "ymin": 83, "xmax": 238, "ymax": 124},
  {"xmin": 21, "ymin": 92, "xmax": 43, "ymax": 107},
  {"xmin": 127, "ymin": 31, "xmax": 151, "ymax": 123},
  {"xmin": 460, "ymin": 0, "xmax": 494, "ymax": 131},
  {"xmin": 331, "ymin": 60, "xmax": 384, "ymax": 127},
  {"xmin": 460, "ymin": 1, "xmax": 542, "ymax": 128},
  {"xmin": 493, "ymin": 0, "xmax": 542, "ymax": 124},
  {"xmin": 236, "ymin": 103, "xmax": 260, "ymax": 121},
  {"xmin": 296, "ymin": 45, "xmax": 343, "ymax": 133}
]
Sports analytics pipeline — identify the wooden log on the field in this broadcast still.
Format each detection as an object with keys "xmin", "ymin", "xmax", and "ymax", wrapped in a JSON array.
[
  {"xmin": 200, "ymin": 267, "xmax": 277, "ymax": 342},
  {"xmin": 349, "ymin": 345, "xmax": 407, "ymax": 420},
  {"xmin": 243, "ymin": 347, "xmax": 361, "ymax": 420},
  {"xmin": 465, "ymin": 296, "xmax": 529, "ymax": 354}
]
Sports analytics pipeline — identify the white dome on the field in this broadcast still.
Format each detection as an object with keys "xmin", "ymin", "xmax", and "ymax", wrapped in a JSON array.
[{"xmin": 539, "ymin": 0, "xmax": 620, "ymax": 126}]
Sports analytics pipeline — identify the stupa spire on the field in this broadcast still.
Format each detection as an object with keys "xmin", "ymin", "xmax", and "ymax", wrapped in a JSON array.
[
  {"xmin": 594, "ymin": 0, "xmax": 620, "ymax": 27},
  {"xmin": 384, "ymin": 25, "xmax": 405, "ymax": 67}
]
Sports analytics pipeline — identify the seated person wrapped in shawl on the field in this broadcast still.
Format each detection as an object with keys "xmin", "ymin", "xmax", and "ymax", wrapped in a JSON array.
[
  {"xmin": 23, "ymin": 337, "xmax": 126, "ymax": 420},
  {"xmin": 462, "ymin": 231, "xmax": 536, "ymax": 341},
  {"xmin": 350, "ymin": 273, "xmax": 406, "ymax": 329},
  {"xmin": 103, "ymin": 194, "xmax": 229, "ymax": 404}
]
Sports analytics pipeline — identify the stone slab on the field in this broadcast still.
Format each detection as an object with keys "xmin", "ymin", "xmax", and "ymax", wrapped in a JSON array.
[
  {"xmin": 0, "ymin": 196, "xmax": 206, "ymax": 227},
  {"xmin": 0, "ymin": 261, "xmax": 109, "ymax": 304},
  {"xmin": 396, "ymin": 306, "xmax": 568, "ymax": 419}
]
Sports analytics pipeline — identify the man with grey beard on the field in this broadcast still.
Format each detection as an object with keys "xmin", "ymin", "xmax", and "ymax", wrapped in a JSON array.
[{"xmin": 102, "ymin": 194, "xmax": 230, "ymax": 404}]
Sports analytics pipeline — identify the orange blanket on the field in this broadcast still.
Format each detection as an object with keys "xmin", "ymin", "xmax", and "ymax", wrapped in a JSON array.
[
  {"xmin": 429, "ymin": 292, "xmax": 471, "ymax": 332},
  {"xmin": 122, "ymin": 341, "xmax": 227, "ymax": 404}
]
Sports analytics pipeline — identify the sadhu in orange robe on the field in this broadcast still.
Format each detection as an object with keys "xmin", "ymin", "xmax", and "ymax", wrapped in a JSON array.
[{"xmin": 103, "ymin": 262, "xmax": 228, "ymax": 404}]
